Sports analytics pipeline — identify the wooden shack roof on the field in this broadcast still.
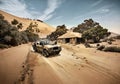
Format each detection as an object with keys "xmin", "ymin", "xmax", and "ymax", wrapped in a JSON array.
[{"xmin": 58, "ymin": 31, "xmax": 82, "ymax": 39}]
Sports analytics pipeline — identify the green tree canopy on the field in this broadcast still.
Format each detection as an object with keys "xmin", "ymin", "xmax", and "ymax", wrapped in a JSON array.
[
  {"xmin": 82, "ymin": 26, "xmax": 110, "ymax": 43},
  {"xmin": 73, "ymin": 19, "xmax": 101, "ymax": 33},
  {"xmin": 47, "ymin": 24, "xmax": 68, "ymax": 40}
]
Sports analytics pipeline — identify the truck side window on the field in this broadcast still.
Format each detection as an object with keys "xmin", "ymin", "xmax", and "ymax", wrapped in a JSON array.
[{"xmin": 40, "ymin": 42, "xmax": 44, "ymax": 46}]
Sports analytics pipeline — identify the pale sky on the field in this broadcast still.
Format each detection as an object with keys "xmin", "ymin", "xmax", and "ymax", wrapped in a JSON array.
[{"xmin": 0, "ymin": 0, "xmax": 120, "ymax": 34}]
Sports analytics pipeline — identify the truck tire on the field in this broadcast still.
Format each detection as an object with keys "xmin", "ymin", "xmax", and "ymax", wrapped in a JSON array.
[{"xmin": 43, "ymin": 49, "xmax": 49, "ymax": 57}]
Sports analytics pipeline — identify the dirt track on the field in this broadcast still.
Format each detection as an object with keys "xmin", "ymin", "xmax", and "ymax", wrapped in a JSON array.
[
  {"xmin": 0, "ymin": 44, "xmax": 120, "ymax": 84},
  {"xmin": 0, "ymin": 44, "xmax": 30, "ymax": 84}
]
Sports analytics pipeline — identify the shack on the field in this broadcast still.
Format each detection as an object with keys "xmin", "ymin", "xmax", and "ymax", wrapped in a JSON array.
[{"xmin": 57, "ymin": 31, "xmax": 82, "ymax": 44}]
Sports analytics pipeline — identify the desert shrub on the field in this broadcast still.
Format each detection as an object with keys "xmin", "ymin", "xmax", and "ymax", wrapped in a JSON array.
[
  {"xmin": 107, "ymin": 41, "xmax": 112, "ymax": 45},
  {"xmin": 0, "ymin": 18, "xmax": 10, "ymax": 37},
  {"xmin": 103, "ymin": 46, "xmax": 120, "ymax": 53},
  {"xmin": 11, "ymin": 19, "xmax": 18, "ymax": 25},
  {"xmin": 25, "ymin": 30, "xmax": 39, "ymax": 42},
  {"xmin": 36, "ymin": 28, "xmax": 40, "ymax": 33},
  {"xmin": 7, "ymin": 27, "xmax": 22, "ymax": 46},
  {"xmin": 0, "ymin": 43, "xmax": 9, "ymax": 49},
  {"xmin": 3, "ymin": 35, "xmax": 12, "ymax": 44},
  {"xmin": 0, "ymin": 14, "xmax": 4, "ymax": 19},
  {"xmin": 17, "ymin": 23, "xmax": 23, "ymax": 29},
  {"xmin": 20, "ymin": 31, "xmax": 29, "ymax": 43},
  {"xmin": 97, "ymin": 45, "xmax": 105, "ymax": 50}
]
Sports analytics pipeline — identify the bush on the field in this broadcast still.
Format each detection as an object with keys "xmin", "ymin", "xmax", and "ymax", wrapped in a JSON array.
[
  {"xmin": 4, "ymin": 35, "xmax": 12, "ymax": 44},
  {"xmin": 20, "ymin": 31, "xmax": 29, "ymax": 43},
  {"xmin": 107, "ymin": 41, "xmax": 112, "ymax": 45},
  {"xmin": 0, "ymin": 43, "xmax": 9, "ymax": 49},
  {"xmin": 11, "ymin": 19, "xmax": 18, "ymax": 25},
  {"xmin": 103, "ymin": 46, "xmax": 120, "ymax": 53},
  {"xmin": 25, "ymin": 30, "xmax": 39, "ymax": 42},
  {"xmin": 0, "ymin": 14, "xmax": 4, "ymax": 19},
  {"xmin": 97, "ymin": 45, "xmax": 105, "ymax": 50},
  {"xmin": 17, "ymin": 23, "xmax": 23, "ymax": 29}
]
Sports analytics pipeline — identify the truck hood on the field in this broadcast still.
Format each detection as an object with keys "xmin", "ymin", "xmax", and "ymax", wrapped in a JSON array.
[{"xmin": 44, "ymin": 45, "xmax": 61, "ymax": 48}]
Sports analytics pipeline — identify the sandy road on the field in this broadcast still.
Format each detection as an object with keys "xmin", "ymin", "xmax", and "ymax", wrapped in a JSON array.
[
  {"xmin": 30, "ymin": 43, "xmax": 120, "ymax": 84},
  {"xmin": 45, "ymin": 44, "xmax": 120, "ymax": 84},
  {"xmin": 0, "ymin": 43, "xmax": 120, "ymax": 84},
  {"xmin": 0, "ymin": 44, "xmax": 30, "ymax": 84}
]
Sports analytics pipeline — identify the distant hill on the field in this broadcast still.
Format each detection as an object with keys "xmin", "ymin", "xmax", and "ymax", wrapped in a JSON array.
[
  {"xmin": 0, "ymin": 10, "xmax": 55, "ymax": 37},
  {"xmin": 108, "ymin": 32, "xmax": 120, "ymax": 38}
]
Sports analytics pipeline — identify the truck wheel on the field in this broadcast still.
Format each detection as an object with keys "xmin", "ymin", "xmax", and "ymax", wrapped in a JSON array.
[{"xmin": 43, "ymin": 50, "xmax": 49, "ymax": 57}]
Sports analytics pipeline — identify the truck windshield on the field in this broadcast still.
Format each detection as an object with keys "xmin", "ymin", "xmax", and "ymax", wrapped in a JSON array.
[{"xmin": 39, "ymin": 40, "xmax": 50, "ymax": 45}]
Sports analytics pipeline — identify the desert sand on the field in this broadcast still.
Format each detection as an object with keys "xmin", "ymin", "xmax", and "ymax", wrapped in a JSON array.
[{"xmin": 0, "ymin": 42, "xmax": 120, "ymax": 84}]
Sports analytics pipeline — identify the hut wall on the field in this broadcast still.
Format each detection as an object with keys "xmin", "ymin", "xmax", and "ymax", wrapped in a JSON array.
[
  {"xmin": 76, "ymin": 38, "xmax": 82, "ymax": 44},
  {"xmin": 57, "ymin": 38, "xmax": 66, "ymax": 43},
  {"xmin": 70, "ymin": 38, "xmax": 77, "ymax": 44},
  {"xmin": 58, "ymin": 37, "xmax": 82, "ymax": 44},
  {"xmin": 57, "ymin": 39, "xmax": 62, "ymax": 43}
]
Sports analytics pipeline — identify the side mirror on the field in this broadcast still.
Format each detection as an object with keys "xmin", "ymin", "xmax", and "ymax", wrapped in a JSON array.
[{"xmin": 54, "ymin": 41, "xmax": 57, "ymax": 44}]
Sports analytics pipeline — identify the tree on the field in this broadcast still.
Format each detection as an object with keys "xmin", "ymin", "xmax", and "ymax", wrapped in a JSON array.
[
  {"xmin": 82, "ymin": 26, "xmax": 110, "ymax": 43},
  {"xmin": 47, "ymin": 24, "xmax": 68, "ymax": 40},
  {"xmin": 11, "ymin": 19, "xmax": 18, "ymax": 25},
  {"xmin": 73, "ymin": 19, "xmax": 101, "ymax": 33}
]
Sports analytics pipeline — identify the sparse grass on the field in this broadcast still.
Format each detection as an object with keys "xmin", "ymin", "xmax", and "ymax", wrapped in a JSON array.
[{"xmin": 103, "ymin": 46, "xmax": 120, "ymax": 53}]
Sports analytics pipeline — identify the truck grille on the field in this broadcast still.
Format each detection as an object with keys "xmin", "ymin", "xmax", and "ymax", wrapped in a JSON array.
[{"xmin": 53, "ymin": 47, "xmax": 59, "ymax": 50}]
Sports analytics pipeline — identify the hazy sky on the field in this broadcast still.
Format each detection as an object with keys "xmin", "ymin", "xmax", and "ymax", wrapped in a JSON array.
[{"xmin": 0, "ymin": 0, "xmax": 120, "ymax": 33}]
